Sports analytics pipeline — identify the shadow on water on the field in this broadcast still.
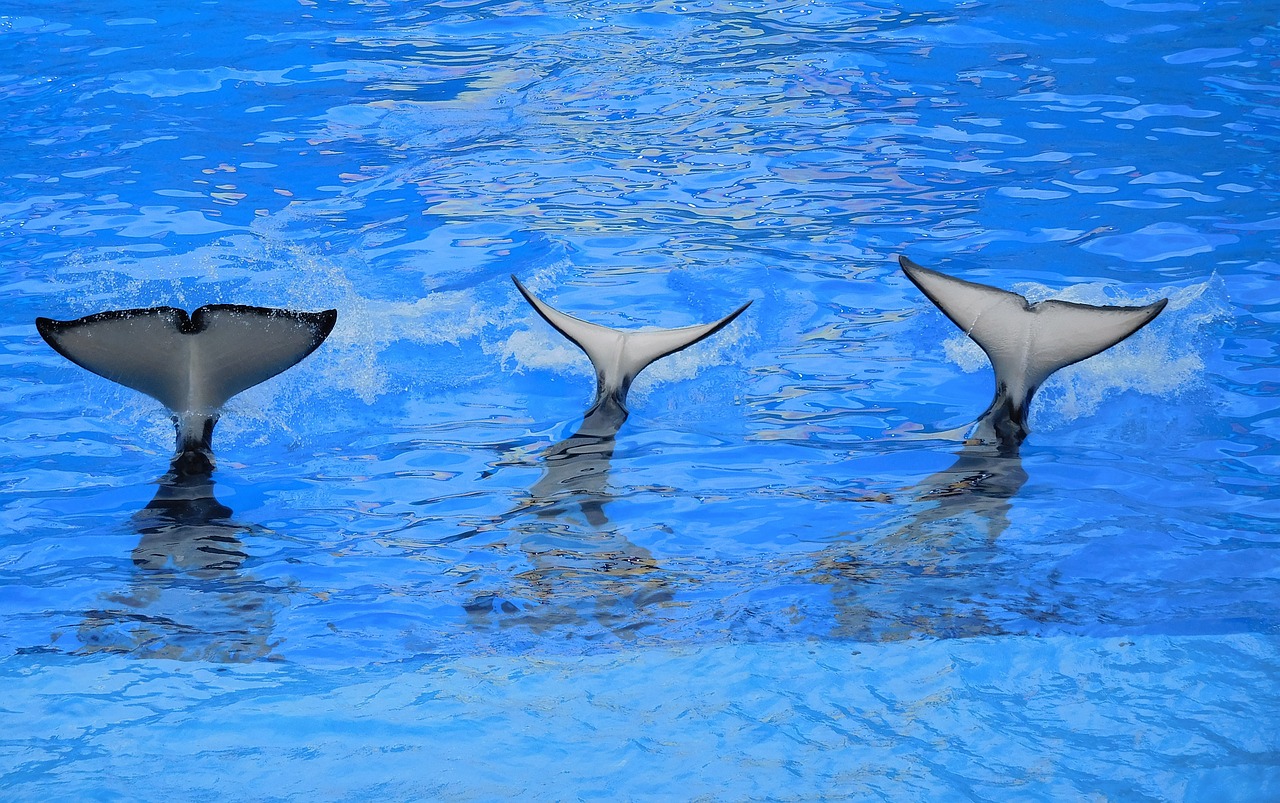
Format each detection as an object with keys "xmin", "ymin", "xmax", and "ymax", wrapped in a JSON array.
[
  {"xmin": 75, "ymin": 468, "xmax": 283, "ymax": 662},
  {"xmin": 464, "ymin": 401, "xmax": 674, "ymax": 639},
  {"xmin": 806, "ymin": 441, "xmax": 1032, "ymax": 642}
]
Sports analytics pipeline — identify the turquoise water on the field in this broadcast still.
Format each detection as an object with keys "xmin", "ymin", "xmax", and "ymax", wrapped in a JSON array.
[{"xmin": 3, "ymin": 0, "xmax": 1278, "ymax": 799}]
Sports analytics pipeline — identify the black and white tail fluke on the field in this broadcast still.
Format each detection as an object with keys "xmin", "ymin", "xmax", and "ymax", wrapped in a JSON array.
[
  {"xmin": 512, "ymin": 276, "xmax": 750, "ymax": 427},
  {"xmin": 37, "ymin": 304, "xmax": 337, "ymax": 474},
  {"xmin": 900, "ymin": 256, "xmax": 1167, "ymax": 449}
]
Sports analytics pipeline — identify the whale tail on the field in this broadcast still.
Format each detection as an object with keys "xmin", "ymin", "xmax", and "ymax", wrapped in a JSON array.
[
  {"xmin": 37, "ymin": 304, "xmax": 338, "ymax": 474},
  {"xmin": 512, "ymin": 276, "xmax": 750, "ymax": 425},
  {"xmin": 899, "ymin": 256, "xmax": 1167, "ymax": 448}
]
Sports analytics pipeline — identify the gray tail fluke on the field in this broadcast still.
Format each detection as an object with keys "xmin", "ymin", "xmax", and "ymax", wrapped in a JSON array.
[
  {"xmin": 37, "ymin": 304, "xmax": 337, "ymax": 473},
  {"xmin": 512, "ymin": 276, "xmax": 750, "ymax": 422},
  {"xmin": 899, "ymin": 256, "xmax": 1167, "ymax": 448}
]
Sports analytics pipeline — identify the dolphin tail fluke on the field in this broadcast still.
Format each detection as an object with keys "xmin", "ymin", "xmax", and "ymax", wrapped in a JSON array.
[
  {"xmin": 899, "ymin": 256, "xmax": 1167, "ymax": 446},
  {"xmin": 37, "ymin": 304, "xmax": 337, "ymax": 472},
  {"xmin": 512, "ymin": 276, "xmax": 750, "ymax": 418}
]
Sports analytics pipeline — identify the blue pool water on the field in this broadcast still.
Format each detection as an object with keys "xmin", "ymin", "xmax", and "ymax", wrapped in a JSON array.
[{"xmin": 3, "ymin": 0, "xmax": 1278, "ymax": 798}]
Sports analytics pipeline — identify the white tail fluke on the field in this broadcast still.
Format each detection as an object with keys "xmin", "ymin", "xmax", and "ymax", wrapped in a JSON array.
[
  {"xmin": 512, "ymin": 276, "xmax": 750, "ymax": 421},
  {"xmin": 37, "ymin": 304, "xmax": 337, "ymax": 473},
  {"xmin": 900, "ymin": 256, "xmax": 1167, "ymax": 448}
]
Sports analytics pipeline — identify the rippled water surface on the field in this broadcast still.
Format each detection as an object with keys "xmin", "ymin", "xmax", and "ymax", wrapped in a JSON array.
[{"xmin": 3, "ymin": 0, "xmax": 1278, "ymax": 798}]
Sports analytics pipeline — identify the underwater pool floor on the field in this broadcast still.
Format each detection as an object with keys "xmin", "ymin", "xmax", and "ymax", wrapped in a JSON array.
[{"xmin": 10, "ymin": 635, "xmax": 1279, "ymax": 800}]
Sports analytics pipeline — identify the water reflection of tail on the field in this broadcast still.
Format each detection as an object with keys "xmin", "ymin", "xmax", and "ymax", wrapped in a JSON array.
[
  {"xmin": 75, "ymin": 467, "xmax": 281, "ymax": 662},
  {"xmin": 807, "ymin": 442, "xmax": 1029, "ymax": 642},
  {"xmin": 464, "ymin": 403, "xmax": 673, "ymax": 637},
  {"xmin": 132, "ymin": 471, "xmax": 244, "ymax": 573},
  {"xmin": 900, "ymin": 444, "xmax": 1029, "ymax": 540},
  {"xmin": 526, "ymin": 402, "xmax": 627, "ymax": 527}
]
